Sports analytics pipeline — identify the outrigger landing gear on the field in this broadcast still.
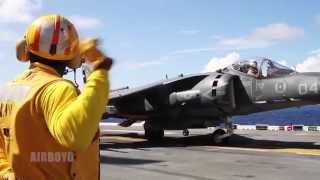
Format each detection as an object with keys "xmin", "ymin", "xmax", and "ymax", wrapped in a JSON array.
[
  {"xmin": 211, "ymin": 117, "xmax": 233, "ymax": 144},
  {"xmin": 182, "ymin": 129, "xmax": 189, "ymax": 136}
]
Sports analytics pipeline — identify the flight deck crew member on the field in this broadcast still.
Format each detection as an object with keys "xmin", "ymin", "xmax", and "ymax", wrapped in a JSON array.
[{"xmin": 0, "ymin": 14, "xmax": 112, "ymax": 180}]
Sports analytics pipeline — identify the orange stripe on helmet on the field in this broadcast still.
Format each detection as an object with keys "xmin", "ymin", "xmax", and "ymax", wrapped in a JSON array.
[
  {"xmin": 64, "ymin": 46, "xmax": 71, "ymax": 55},
  {"xmin": 32, "ymin": 26, "xmax": 42, "ymax": 51}
]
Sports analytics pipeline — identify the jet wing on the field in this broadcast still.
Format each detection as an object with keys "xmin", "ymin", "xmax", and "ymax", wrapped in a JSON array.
[
  {"xmin": 107, "ymin": 73, "xmax": 210, "ymax": 118},
  {"xmin": 110, "ymin": 81, "xmax": 163, "ymax": 100}
]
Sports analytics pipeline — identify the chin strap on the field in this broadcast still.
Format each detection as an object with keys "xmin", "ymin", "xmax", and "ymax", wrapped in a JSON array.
[
  {"xmin": 82, "ymin": 63, "xmax": 92, "ymax": 84},
  {"xmin": 82, "ymin": 66, "xmax": 87, "ymax": 84},
  {"xmin": 63, "ymin": 68, "xmax": 80, "ymax": 88},
  {"xmin": 64, "ymin": 61, "xmax": 103, "ymax": 88},
  {"xmin": 63, "ymin": 68, "xmax": 73, "ymax": 75},
  {"xmin": 73, "ymin": 68, "xmax": 79, "ymax": 88}
]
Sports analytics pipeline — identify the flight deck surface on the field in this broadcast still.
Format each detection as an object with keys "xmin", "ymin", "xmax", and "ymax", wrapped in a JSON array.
[{"xmin": 100, "ymin": 127, "xmax": 320, "ymax": 180}]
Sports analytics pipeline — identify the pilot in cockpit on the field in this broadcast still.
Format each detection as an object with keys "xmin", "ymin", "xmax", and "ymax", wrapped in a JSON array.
[{"xmin": 247, "ymin": 61, "xmax": 258, "ymax": 77}]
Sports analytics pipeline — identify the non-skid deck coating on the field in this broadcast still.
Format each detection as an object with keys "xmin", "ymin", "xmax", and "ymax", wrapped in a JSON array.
[{"xmin": 100, "ymin": 127, "xmax": 320, "ymax": 180}]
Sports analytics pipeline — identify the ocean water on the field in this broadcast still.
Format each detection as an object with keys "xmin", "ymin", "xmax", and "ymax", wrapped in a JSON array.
[
  {"xmin": 233, "ymin": 105, "xmax": 320, "ymax": 126},
  {"xmin": 103, "ymin": 105, "xmax": 320, "ymax": 126}
]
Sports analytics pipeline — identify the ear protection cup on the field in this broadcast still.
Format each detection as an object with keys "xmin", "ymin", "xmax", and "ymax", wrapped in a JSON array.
[{"xmin": 16, "ymin": 40, "xmax": 29, "ymax": 62}]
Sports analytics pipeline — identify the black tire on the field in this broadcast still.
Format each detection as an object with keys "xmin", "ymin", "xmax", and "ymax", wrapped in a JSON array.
[
  {"xmin": 144, "ymin": 129, "xmax": 164, "ymax": 142},
  {"xmin": 144, "ymin": 122, "xmax": 164, "ymax": 142},
  {"xmin": 212, "ymin": 129, "xmax": 227, "ymax": 145},
  {"xmin": 222, "ymin": 136, "xmax": 230, "ymax": 144}
]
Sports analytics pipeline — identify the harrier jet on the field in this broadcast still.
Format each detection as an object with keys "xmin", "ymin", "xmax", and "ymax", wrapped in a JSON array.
[{"xmin": 105, "ymin": 57, "xmax": 320, "ymax": 143}]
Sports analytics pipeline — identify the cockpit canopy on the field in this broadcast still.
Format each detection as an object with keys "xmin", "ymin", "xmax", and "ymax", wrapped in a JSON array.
[{"xmin": 228, "ymin": 57, "xmax": 295, "ymax": 78}]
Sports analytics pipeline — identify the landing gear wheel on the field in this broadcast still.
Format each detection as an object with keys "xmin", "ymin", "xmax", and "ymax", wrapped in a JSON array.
[
  {"xmin": 144, "ymin": 129, "xmax": 164, "ymax": 142},
  {"xmin": 144, "ymin": 123, "xmax": 164, "ymax": 142},
  {"xmin": 182, "ymin": 129, "xmax": 189, "ymax": 136},
  {"xmin": 222, "ymin": 136, "xmax": 230, "ymax": 144},
  {"xmin": 212, "ymin": 129, "xmax": 228, "ymax": 145}
]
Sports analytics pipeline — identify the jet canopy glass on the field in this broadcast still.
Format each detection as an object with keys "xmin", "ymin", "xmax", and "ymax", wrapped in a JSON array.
[{"xmin": 230, "ymin": 57, "xmax": 295, "ymax": 78}]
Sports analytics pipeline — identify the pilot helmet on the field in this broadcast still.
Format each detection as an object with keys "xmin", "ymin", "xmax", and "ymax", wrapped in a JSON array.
[{"xmin": 248, "ymin": 61, "xmax": 257, "ymax": 68}]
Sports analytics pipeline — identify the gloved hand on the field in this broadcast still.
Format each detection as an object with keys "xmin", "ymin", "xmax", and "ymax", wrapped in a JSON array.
[{"xmin": 79, "ymin": 38, "xmax": 113, "ymax": 71}]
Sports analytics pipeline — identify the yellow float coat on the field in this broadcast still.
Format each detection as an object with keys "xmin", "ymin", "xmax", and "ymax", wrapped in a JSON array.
[{"xmin": 0, "ymin": 62, "xmax": 109, "ymax": 180}]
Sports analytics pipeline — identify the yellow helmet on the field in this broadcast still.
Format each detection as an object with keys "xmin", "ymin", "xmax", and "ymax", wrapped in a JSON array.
[{"xmin": 16, "ymin": 14, "xmax": 81, "ymax": 68}]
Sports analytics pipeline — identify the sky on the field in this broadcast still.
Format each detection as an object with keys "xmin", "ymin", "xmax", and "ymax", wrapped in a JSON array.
[{"xmin": 1, "ymin": 0, "xmax": 320, "ymax": 89}]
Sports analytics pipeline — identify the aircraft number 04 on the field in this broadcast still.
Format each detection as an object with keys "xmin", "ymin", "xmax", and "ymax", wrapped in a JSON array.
[{"xmin": 298, "ymin": 82, "xmax": 318, "ymax": 95}]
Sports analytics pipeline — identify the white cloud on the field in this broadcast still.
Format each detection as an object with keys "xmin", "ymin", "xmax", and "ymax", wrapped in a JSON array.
[
  {"xmin": 218, "ymin": 23, "xmax": 304, "ymax": 49},
  {"xmin": 172, "ymin": 23, "xmax": 304, "ymax": 55},
  {"xmin": 296, "ymin": 53, "xmax": 320, "ymax": 72},
  {"xmin": 308, "ymin": 48, "xmax": 320, "ymax": 55},
  {"xmin": 0, "ymin": 0, "xmax": 42, "ymax": 23},
  {"xmin": 203, "ymin": 52, "xmax": 240, "ymax": 72},
  {"xmin": 0, "ymin": 0, "xmax": 41, "ymax": 43},
  {"xmin": 178, "ymin": 30, "xmax": 200, "ymax": 36},
  {"xmin": 69, "ymin": 15, "xmax": 103, "ymax": 29}
]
